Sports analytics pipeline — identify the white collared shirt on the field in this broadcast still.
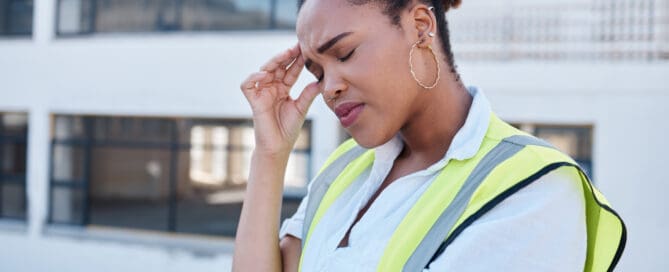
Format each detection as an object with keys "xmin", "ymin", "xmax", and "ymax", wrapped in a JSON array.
[{"xmin": 280, "ymin": 87, "xmax": 586, "ymax": 271}]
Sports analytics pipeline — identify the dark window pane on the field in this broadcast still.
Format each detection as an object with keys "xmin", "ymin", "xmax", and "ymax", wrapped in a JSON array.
[
  {"xmin": 534, "ymin": 126, "xmax": 592, "ymax": 160},
  {"xmin": 89, "ymin": 198, "xmax": 170, "ymax": 231},
  {"xmin": 50, "ymin": 187, "xmax": 84, "ymax": 224},
  {"xmin": 175, "ymin": 191, "xmax": 301, "ymax": 237},
  {"xmin": 280, "ymin": 198, "xmax": 301, "ymax": 224},
  {"xmin": 1, "ymin": 112, "xmax": 28, "ymax": 220},
  {"xmin": 175, "ymin": 193, "xmax": 243, "ymax": 237},
  {"xmin": 1, "ymin": 182, "xmax": 26, "ymax": 219},
  {"xmin": 175, "ymin": 175, "xmax": 302, "ymax": 237},
  {"xmin": 181, "ymin": 0, "xmax": 271, "ymax": 30},
  {"xmin": 56, "ymin": 0, "xmax": 290, "ymax": 34},
  {"xmin": 88, "ymin": 147, "xmax": 171, "ymax": 231},
  {"xmin": 52, "ymin": 144, "xmax": 86, "ymax": 182},
  {"xmin": 93, "ymin": 117, "xmax": 173, "ymax": 144},
  {"xmin": 0, "ymin": 0, "xmax": 33, "ymax": 36},
  {"xmin": 2, "ymin": 142, "xmax": 27, "ymax": 175}
]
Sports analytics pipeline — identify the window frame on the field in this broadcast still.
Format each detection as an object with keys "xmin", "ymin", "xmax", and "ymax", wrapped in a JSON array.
[
  {"xmin": 0, "ymin": 112, "xmax": 29, "ymax": 221},
  {"xmin": 54, "ymin": 0, "xmax": 296, "ymax": 37},
  {"xmin": 47, "ymin": 114, "xmax": 312, "ymax": 238}
]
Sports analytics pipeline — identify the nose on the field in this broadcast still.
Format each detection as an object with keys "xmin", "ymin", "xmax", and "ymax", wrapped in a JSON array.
[{"xmin": 322, "ymin": 75, "xmax": 347, "ymax": 104}]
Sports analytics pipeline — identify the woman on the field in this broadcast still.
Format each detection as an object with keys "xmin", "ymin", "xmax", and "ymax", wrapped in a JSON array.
[{"xmin": 233, "ymin": 0, "xmax": 625, "ymax": 271}]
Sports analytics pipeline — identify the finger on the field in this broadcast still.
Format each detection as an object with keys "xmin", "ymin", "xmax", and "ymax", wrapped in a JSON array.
[
  {"xmin": 283, "ymin": 54, "xmax": 304, "ymax": 87},
  {"xmin": 295, "ymin": 82, "xmax": 321, "ymax": 116},
  {"xmin": 260, "ymin": 45, "xmax": 300, "ymax": 72},
  {"xmin": 282, "ymin": 44, "xmax": 300, "ymax": 67},
  {"xmin": 273, "ymin": 67, "xmax": 287, "ymax": 84},
  {"xmin": 240, "ymin": 71, "xmax": 269, "ymax": 96}
]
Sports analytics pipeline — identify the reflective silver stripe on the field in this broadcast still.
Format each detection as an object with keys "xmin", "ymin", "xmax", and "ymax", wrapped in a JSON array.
[
  {"xmin": 504, "ymin": 134, "xmax": 555, "ymax": 149},
  {"xmin": 301, "ymin": 145, "xmax": 368, "ymax": 248},
  {"xmin": 402, "ymin": 135, "xmax": 556, "ymax": 271}
]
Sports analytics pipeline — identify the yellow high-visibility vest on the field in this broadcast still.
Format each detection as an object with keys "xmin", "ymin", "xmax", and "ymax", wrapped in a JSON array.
[{"xmin": 299, "ymin": 113, "xmax": 626, "ymax": 272}]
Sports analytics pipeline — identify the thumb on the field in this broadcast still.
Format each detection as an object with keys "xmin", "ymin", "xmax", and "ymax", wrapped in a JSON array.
[{"xmin": 295, "ymin": 82, "xmax": 320, "ymax": 116}]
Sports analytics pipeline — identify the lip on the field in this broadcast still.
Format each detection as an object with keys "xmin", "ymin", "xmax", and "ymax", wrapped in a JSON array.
[{"xmin": 335, "ymin": 102, "xmax": 365, "ymax": 127}]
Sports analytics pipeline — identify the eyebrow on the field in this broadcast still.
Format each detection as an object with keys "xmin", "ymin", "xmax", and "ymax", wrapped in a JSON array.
[
  {"xmin": 305, "ymin": 31, "xmax": 354, "ymax": 70},
  {"xmin": 317, "ymin": 31, "xmax": 353, "ymax": 54}
]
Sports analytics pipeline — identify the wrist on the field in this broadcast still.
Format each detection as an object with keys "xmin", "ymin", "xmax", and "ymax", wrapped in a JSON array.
[
  {"xmin": 248, "ymin": 149, "xmax": 290, "ymax": 188},
  {"xmin": 252, "ymin": 148, "xmax": 291, "ymax": 163}
]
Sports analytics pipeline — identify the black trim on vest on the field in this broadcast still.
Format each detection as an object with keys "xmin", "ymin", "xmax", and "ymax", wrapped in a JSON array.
[
  {"xmin": 580, "ymin": 168, "xmax": 627, "ymax": 272},
  {"xmin": 425, "ymin": 162, "xmax": 627, "ymax": 272}
]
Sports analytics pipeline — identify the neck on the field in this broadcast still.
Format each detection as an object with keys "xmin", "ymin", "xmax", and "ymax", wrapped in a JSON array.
[{"xmin": 397, "ymin": 73, "xmax": 472, "ymax": 165}]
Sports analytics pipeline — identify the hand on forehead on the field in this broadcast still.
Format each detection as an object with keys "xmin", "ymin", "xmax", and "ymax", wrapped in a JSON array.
[{"xmin": 296, "ymin": 0, "xmax": 391, "ymax": 61}]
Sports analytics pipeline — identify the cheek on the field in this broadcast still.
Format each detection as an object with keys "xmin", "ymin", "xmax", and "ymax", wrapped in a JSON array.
[
  {"xmin": 350, "ymin": 45, "xmax": 412, "ymax": 95},
  {"xmin": 345, "ymin": 41, "xmax": 416, "ymax": 130},
  {"xmin": 371, "ymin": 48, "xmax": 416, "ymax": 108},
  {"xmin": 373, "ymin": 44, "xmax": 413, "ymax": 91}
]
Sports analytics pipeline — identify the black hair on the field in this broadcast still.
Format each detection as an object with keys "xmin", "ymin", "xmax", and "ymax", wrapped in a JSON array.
[{"xmin": 297, "ymin": 0, "xmax": 463, "ymax": 82}]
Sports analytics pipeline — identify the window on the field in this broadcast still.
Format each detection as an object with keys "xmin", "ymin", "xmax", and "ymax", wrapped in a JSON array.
[
  {"xmin": 49, "ymin": 115, "xmax": 311, "ymax": 237},
  {"xmin": 513, "ymin": 123, "xmax": 594, "ymax": 179},
  {"xmin": 0, "ymin": 0, "xmax": 33, "ymax": 36},
  {"xmin": 56, "ymin": 0, "xmax": 298, "ymax": 35},
  {"xmin": 0, "ymin": 112, "xmax": 28, "ymax": 220}
]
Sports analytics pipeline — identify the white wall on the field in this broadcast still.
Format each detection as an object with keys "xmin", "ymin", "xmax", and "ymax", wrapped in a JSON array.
[{"xmin": 1, "ymin": 0, "xmax": 668, "ymax": 270}]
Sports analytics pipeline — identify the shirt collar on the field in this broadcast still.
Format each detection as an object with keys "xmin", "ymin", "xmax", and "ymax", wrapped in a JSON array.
[{"xmin": 373, "ymin": 86, "xmax": 491, "ymax": 173}]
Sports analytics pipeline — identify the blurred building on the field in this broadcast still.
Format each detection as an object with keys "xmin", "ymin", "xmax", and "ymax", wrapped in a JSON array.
[{"xmin": 0, "ymin": 0, "xmax": 668, "ymax": 271}]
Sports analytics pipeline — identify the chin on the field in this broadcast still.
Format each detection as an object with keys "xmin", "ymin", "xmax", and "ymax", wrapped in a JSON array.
[{"xmin": 348, "ymin": 127, "xmax": 394, "ymax": 149}]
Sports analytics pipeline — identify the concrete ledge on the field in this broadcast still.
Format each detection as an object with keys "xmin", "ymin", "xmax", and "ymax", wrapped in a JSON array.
[{"xmin": 43, "ymin": 224, "xmax": 235, "ymax": 258}]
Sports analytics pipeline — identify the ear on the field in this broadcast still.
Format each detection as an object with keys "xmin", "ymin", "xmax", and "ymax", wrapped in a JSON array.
[{"xmin": 407, "ymin": 4, "xmax": 437, "ymax": 48}]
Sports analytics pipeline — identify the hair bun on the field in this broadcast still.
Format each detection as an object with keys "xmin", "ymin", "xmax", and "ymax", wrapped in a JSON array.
[{"xmin": 442, "ymin": 0, "xmax": 462, "ymax": 11}]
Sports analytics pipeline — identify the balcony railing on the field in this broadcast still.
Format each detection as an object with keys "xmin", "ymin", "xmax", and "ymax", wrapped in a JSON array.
[{"xmin": 448, "ymin": 0, "xmax": 669, "ymax": 61}]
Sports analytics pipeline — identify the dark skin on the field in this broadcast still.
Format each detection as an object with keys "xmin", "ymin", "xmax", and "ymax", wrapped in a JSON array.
[
  {"xmin": 233, "ymin": 0, "xmax": 471, "ymax": 271},
  {"xmin": 298, "ymin": 0, "xmax": 471, "ymax": 247}
]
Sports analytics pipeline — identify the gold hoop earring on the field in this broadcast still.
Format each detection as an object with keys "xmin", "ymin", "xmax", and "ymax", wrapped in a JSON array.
[{"xmin": 409, "ymin": 40, "xmax": 440, "ymax": 89}]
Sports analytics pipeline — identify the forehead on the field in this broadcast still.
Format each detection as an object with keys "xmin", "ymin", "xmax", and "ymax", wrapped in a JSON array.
[{"xmin": 296, "ymin": 0, "xmax": 384, "ymax": 47}]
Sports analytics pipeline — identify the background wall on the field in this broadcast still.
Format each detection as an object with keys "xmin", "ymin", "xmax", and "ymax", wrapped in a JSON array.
[{"xmin": 1, "ymin": 0, "xmax": 668, "ymax": 271}]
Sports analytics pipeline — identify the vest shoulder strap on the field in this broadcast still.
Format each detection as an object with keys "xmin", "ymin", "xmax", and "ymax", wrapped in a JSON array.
[
  {"xmin": 389, "ymin": 135, "xmax": 555, "ymax": 272},
  {"xmin": 301, "ymin": 143, "xmax": 368, "ymax": 247}
]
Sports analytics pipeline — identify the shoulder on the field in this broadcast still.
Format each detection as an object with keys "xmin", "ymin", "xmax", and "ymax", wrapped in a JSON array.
[{"xmin": 427, "ymin": 167, "xmax": 587, "ymax": 271}]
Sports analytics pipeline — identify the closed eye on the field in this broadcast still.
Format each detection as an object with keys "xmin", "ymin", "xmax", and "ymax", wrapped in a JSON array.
[
  {"xmin": 338, "ymin": 48, "xmax": 356, "ymax": 62},
  {"xmin": 312, "ymin": 48, "xmax": 356, "ymax": 82}
]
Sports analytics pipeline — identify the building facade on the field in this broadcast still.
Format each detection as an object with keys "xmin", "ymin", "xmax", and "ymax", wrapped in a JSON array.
[{"xmin": 1, "ymin": 0, "xmax": 668, "ymax": 271}]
